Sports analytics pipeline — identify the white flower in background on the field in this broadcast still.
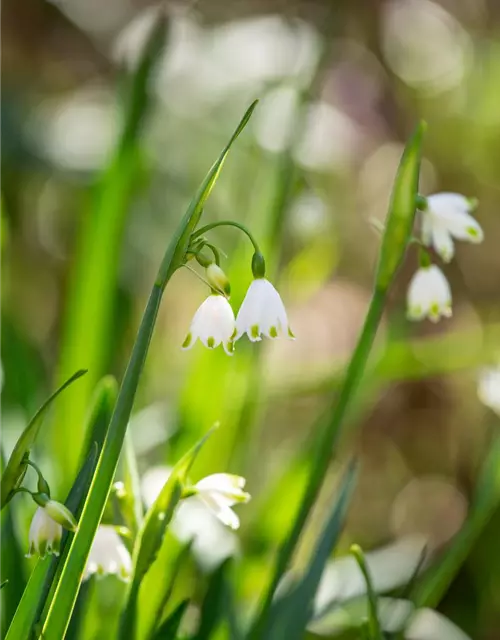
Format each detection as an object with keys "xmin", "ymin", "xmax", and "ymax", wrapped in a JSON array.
[
  {"xmin": 477, "ymin": 366, "xmax": 500, "ymax": 414},
  {"xmin": 182, "ymin": 294, "xmax": 236, "ymax": 355},
  {"xmin": 236, "ymin": 278, "xmax": 294, "ymax": 341},
  {"xmin": 407, "ymin": 265, "xmax": 452, "ymax": 322},
  {"xmin": 193, "ymin": 474, "xmax": 250, "ymax": 530},
  {"xmin": 420, "ymin": 193, "xmax": 483, "ymax": 262},
  {"xmin": 141, "ymin": 466, "xmax": 240, "ymax": 572},
  {"xmin": 83, "ymin": 525, "xmax": 132, "ymax": 581},
  {"xmin": 27, "ymin": 507, "xmax": 63, "ymax": 558}
]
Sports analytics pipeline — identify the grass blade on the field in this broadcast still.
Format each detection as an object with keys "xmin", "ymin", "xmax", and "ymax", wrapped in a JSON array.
[
  {"xmin": 248, "ymin": 122, "xmax": 425, "ymax": 639},
  {"xmin": 151, "ymin": 599, "xmax": 189, "ymax": 640},
  {"xmin": 265, "ymin": 461, "xmax": 358, "ymax": 640},
  {"xmin": 5, "ymin": 443, "xmax": 98, "ymax": 640},
  {"xmin": 119, "ymin": 430, "xmax": 214, "ymax": 639},
  {"xmin": 350, "ymin": 545, "xmax": 383, "ymax": 640},
  {"xmin": 39, "ymin": 103, "xmax": 256, "ymax": 640},
  {"xmin": 1, "ymin": 369, "xmax": 87, "ymax": 508},
  {"xmin": 413, "ymin": 430, "xmax": 500, "ymax": 609},
  {"xmin": 51, "ymin": 12, "xmax": 169, "ymax": 485}
]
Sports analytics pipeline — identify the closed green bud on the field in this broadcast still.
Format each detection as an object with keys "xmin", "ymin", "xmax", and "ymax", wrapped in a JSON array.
[
  {"xmin": 206, "ymin": 263, "xmax": 231, "ymax": 297},
  {"xmin": 43, "ymin": 499, "xmax": 78, "ymax": 532},
  {"xmin": 375, "ymin": 122, "xmax": 426, "ymax": 290}
]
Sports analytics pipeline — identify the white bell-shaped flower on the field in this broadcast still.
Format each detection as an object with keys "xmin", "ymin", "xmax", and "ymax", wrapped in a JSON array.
[
  {"xmin": 83, "ymin": 525, "xmax": 132, "ymax": 581},
  {"xmin": 182, "ymin": 294, "xmax": 236, "ymax": 355},
  {"xmin": 235, "ymin": 278, "xmax": 294, "ymax": 342},
  {"xmin": 27, "ymin": 507, "xmax": 62, "ymax": 558},
  {"xmin": 421, "ymin": 193, "xmax": 483, "ymax": 262},
  {"xmin": 194, "ymin": 473, "xmax": 250, "ymax": 531},
  {"xmin": 407, "ymin": 265, "xmax": 452, "ymax": 322},
  {"xmin": 477, "ymin": 366, "xmax": 500, "ymax": 414}
]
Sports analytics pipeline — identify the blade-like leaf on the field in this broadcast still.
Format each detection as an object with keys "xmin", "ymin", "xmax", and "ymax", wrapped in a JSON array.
[
  {"xmin": 151, "ymin": 599, "xmax": 189, "ymax": 640},
  {"xmin": 413, "ymin": 431, "xmax": 500, "ymax": 609},
  {"xmin": 119, "ymin": 429, "xmax": 215, "ymax": 639},
  {"xmin": 5, "ymin": 443, "xmax": 98, "ymax": 640},
  {"xmin": 40, "ymin": 101, "xmax": 256, "ymax": 640},
  {"xmin": 121, "ymin": 432, "xmax": 144, "ymax": 536},
  {"xmin": 194, "ymin": 559, "xmax": 233, "ymax": 640},
  {"xmin": 265, "ymin": 461, "xmax": 358, "ymax": 640},
  {"xmin": 51, "ymin": 11, "xmax": 169, "ymax": 485},
  {"xmin": 248, "ymin": 122, "xmax": 425, "ymax": 640},
  {"xmin": 1, "ymin": 369, "xmax": 87, "ymax": 508}
]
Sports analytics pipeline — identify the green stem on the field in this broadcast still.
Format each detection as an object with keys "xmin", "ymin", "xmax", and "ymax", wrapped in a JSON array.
[
  {"xmin": 350, "ymin": 544, "xmax": 384, "ymax": 640},
  {"xmin": 249, "ymin": 286, "xmax": 387, "ymax": 638},
  {"xmin": 191, "ymin": 220, "xmax": 262, "ymax": 255}
]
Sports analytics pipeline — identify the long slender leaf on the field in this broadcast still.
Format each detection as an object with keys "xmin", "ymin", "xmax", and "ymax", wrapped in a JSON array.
[
  {"xmin": 265, "ymin": 461, "xmax": 358, "ymax": 640},
  {"xmin": 193, "ymin": 559, "xmax": 233, "ymax": 640},
  {"xmin": 51, "ymin": 11, "xmax": 169, "ymax": 486},
  {"xmin": 1, "ymin": 369, "xmax": 87, "ymax": 508},
  {"xmin": 151, "ymin": 599, "xmax": 189, "ymax": 640},
  {"xmin": 40, "ymin": 102, "xmax": 256, "ymax": 640},
  {"xmin": 248, "ymin": 123, "xmax": 425, "ymax": 639},
  {"xmin": 5, "ymin": 444, "xmax": 98, "ymax": 640},
  {"xmin": 413, "ymin": 430, "xmax": 500, "ymax": 608},
  {"xmin": 119, "ymin": 429, "xmax": 215, "ymax": 639}
]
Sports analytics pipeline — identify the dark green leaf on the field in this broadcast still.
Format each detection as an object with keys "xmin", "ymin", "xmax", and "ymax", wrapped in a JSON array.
[
  {"xmin": 5, "ymin": 443, "xmax": 98, "ymax": 640},
  {"xmin": 194, "ymin": 560, "xmax": 233, "ymax": 640},
  {"xmin": 151, "ymin": 599, "xmax": 189, "ymax": 640},
  {"xmin": 264, "ymin": 461, "xmax": 358, "ymax": 640},
  {"xmin": 1, "ymin": 369, "xmax": 87, "ymax": 508}
]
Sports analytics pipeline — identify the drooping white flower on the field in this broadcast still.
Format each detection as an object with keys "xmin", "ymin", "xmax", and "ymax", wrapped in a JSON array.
[
  {"xmin": 421, "ymin": 193, "xmax": 483, "ymax": 262},
  {"xmin": 27, "ymin": 507, "xmax": 63, "ymax": 558},
  {"xmin": 193, "ymin": 474, "xmax": 250, "ymax": 530},
  {"xmin": 182, "ymin": 294, "xmax": 236, "ymax": 355},
  {"xmin": 478, "ymin": 366, "xmax": 500, "ymax": 414},
  {"xmin": 407, "ymin": 265, "xmax": 452, "ymax": 322},
  {"xmin": 235, "ymin": 278, "xmax": 294, "ymax": 342},
  {"xmin": 83, "ymin": 525, "xmax": 132, "ymax": 581},
  {"xmin": 141, "ymin": 466, "xmax": 240, "ymax": 572}
]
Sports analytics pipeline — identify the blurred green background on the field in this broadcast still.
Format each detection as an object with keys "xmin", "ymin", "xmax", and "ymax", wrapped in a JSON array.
[{"xmin": 2, "ymin": 0, "xmax": 500, "ymax": 638}]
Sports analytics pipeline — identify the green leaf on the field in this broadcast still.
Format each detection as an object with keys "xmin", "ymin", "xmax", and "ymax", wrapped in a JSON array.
[
  {"xmin": 50, "ymin": 11, "xmax": 169, "ymax": 486},
  {"xmin": 375, "ymin": 121, "xmax": 426, "ymax": 290},
  {"xmin": 119, "ymin": 429, "xmax": 215, "ymax": 639},
  {"xmin": 193, "ymin": 559, "xmax": 233, "ymax": 640},
  {"xmin": 1, "ymin": 369, "xmax": 87, "ymax": 509},
  {"xmin": 80, "ymin": 376, "xmax": 118, "ymax": 463},
  {"xmin": 151, "ymin": 599, "xmax": 189, "ymax": 640},
  {"xmin": 155, "ymin": 99, "xmax": 258, "ymax": 287},
  {"xmin": 39, "ymin": 100, "xmax": 255, "ymax": 640},
  {"xmin": 5, "ymin": 443, "xmax": 98, "ymax": 640},
  {"xmin": 413, "ymin": 430, "xmax": 500, "ymax": 609},
  {"xmin": 121, "ymin": 433, "xmax": 144, "ymax": 536},
  {"xmin": 248, "ymin": 123, "xmax": 425, "ymax": 640},
  {"xmin": 349, "ymin": 545, "xmax": 383, "ymax": 640},
  {"xmin": 264, "ymin": 461, "xmax": 358, "ymax": 640}
]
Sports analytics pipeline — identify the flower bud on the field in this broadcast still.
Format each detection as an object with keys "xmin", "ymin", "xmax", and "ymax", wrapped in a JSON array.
[
  {"xmin": 39, "ymin": 498, "xmax": 78, "ymax": 532},
  {"xmin": 206, "ymin": 264, "xmax": 231, "ymax": 297}
]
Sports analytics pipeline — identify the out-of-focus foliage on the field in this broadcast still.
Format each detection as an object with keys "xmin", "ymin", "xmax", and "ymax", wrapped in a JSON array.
[{"xmin": 2, "ymin": 0, "xmax": 500, "ymax": 638}]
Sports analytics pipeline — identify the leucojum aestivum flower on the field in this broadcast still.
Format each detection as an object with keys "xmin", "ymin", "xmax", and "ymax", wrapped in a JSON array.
[
  {"xmin": 182, "ymin": 222, "xmax": 294, "ymax": 354},
  {"xmin": 407, "ymin": 193, "xmax": 483, "ymax": 322}
]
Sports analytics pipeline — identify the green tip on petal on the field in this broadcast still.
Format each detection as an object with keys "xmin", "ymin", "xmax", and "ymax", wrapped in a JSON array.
[
  {"xmin": 288, "ymin": 327, "xmax": 295, "ymax": 339},
  {"xmin": 251, "ymin": 325, "xmax": 260, "ymax": 339},
  {"xmin": 207, "ymin": 336, "xmax": 215, "ymax": 348},
  {"xmin": 467, "ymin": 197, "xmax": 479, "ymax": 211},
  {"xmin": 182, "ymin": 333, "xmax": 192, "ymax": 349},
  {"xmin": 467, "ymin": 226, "xmax": 479, "ymax": 238},
  {"xmin": 269, "ymin": 326, "xmax": 278, "ymax": 338},
  {"xmin": 226, "ymin": 341, "xmax": 234, "ymax": 354}
]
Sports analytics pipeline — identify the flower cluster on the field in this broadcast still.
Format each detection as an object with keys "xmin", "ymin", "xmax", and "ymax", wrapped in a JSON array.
[
  {"xmin": 182, "ymin": 252, "xmax": 294, "ymax": 355},
  {"xmin": 407, "ymin": 193, "xmax": 483, "ymax": 322}
]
